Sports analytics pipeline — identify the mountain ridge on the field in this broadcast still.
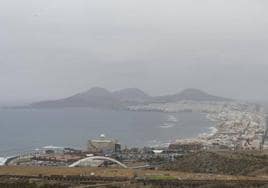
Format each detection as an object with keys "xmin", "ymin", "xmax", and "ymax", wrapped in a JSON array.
[
  {"xmin": 153, "ymin": 88, "xmax": 230, "ymax": 103},
  {"xmin": 29, "ymin": 88, "xmax": 231, "ymax": 109}
]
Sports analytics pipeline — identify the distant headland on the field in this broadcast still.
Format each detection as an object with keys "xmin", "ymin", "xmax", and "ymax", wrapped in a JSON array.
[{"xmin": 27, "ymin": 87, "xmax": 231, "ymax": 109}]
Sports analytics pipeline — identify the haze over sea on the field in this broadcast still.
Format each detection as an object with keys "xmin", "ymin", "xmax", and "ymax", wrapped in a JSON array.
[{"xmin": 0, "ymin": 108, "xmax": 214, "ymax": 157}]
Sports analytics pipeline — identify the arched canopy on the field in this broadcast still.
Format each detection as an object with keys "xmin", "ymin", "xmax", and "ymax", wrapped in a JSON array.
[{"xmin": 69, "ymin": 156, "xmax": 128, "ymax": 168}]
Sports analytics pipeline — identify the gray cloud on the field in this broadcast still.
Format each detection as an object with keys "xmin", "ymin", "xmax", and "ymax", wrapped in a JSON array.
[{"xmin": 0, "ymin": 0, "xmax": 268, "ymax": 105}]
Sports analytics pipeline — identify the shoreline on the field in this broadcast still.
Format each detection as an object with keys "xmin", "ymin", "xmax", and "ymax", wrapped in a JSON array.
[
  {"xmin": 0, "ymin": 104, "xmax": 265, "ymax": 160},
  {"xmin": 128, "ymin": 101, "xmax": 266, "ymax": 150}
]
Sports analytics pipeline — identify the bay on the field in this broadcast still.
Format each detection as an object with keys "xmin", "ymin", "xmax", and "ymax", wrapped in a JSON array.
[{"xmin": 0, "ymin": 108, "xmax": 214, "ymax": 156}]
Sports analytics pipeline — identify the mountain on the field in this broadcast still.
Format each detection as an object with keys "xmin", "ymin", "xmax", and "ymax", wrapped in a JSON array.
[
  {"xmin": 31, "ymin": 87, "xmax": 123, "ymax": 109},
  {"xmin": 113, "ymin": 88, "xmax": 151, "ymax": 103},
  {"xmin": 153, "ymin": 88, "xmax": 231, "ymax": 103},
  {"xmin": 30, "ymin": 87, "xmax": 151, "ymax": 109},
  {"xmin": 29, "ymin": 88, "xmax": 231, "ymax": 109}
]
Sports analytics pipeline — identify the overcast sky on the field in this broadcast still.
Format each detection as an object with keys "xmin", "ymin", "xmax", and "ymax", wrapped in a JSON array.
[{"xmin": 1, "ymin": 0, "xmax": 268, "ymax": 105}]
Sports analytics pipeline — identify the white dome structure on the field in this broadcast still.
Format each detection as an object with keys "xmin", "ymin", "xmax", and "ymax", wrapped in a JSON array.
[{"xmin": 69, "ymin": 156, "xmax": 128, "ymax": 168}]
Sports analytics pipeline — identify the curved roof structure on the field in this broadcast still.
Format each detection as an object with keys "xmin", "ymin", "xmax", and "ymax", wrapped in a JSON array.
[{"xmin": 69, "ymin": 156, "xmax": 128, "ymax": 168}]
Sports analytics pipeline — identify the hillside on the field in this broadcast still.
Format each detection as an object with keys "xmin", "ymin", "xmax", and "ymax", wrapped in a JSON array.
[
  {"xmin": 113, "ymin": 88, "xmax": 150, "ymax": 101},
  {"xmin": 29, "ymin": 88, "xmax": 231, "ymax": 109},
  {"xmin": 163, "ymin": 151, "xmax": 268, "ymax": 176},
  {"xmin": 154, "ymin": 88, "xmax": 231, "ymax": 103},
  {"xmin": 30, "ymin": 87, "xmax": 123, "ymax": 109}
]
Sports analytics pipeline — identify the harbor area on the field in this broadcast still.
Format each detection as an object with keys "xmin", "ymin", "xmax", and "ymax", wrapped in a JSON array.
[
  {"xmin": 1, "ymin": 135, "xmax": 267, "ymax": 187},
  {"xmin": 2, "ymin": 134, "xmax": 267, "ymax": 173}
]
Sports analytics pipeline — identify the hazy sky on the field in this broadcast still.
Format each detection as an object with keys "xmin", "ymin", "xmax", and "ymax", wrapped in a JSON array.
[{"xmin": 1, "ymin": 0, "xmax": 268, "ymax": 105}]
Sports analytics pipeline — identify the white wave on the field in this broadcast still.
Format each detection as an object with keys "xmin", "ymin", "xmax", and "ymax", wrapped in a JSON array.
[
  {"xmin": 208, "ymin": 127, "xmax": 218, "ymax": 135},
  {"xmin": 0, "ymin": 157, "xmax": 7, "ymax": 166},
  {"xmin": 167, "ymin": 115, "xmax": 178, "ymax": 122},
  {"xmin": 198, "ymin": 126, "xmax": 218, "ymax": 138},
  {"xmin": 160, "ymin": 123, "xmax": 175, "ymax": 128},
  {"xmin": 42, "ymin": 145, "xmax": 64, "ymax": 150}
]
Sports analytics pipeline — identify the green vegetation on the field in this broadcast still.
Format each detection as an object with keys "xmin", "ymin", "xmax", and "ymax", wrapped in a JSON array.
[
  {"xmin": 146, "ymin": 175, "xmax": 177, "ymax": 180},
  {"xmin": 163, "ymin": 151, "xmax": 268, "ymax": 176}
]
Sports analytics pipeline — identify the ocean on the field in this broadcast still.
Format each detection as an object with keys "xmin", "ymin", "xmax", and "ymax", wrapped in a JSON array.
[{"xmin": 0, "ymin": 108, "xmax": 214, "ymax": 157}]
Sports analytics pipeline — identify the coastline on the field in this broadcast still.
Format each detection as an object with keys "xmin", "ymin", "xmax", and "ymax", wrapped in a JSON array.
[
  {"xmin": 128, "ymin": 101, "xmax": 266, "ymax": 150},
  {"xmin": 0, "ymin": 102, "xmax": 265, "ymax": 159},
  {"xmin": 198, "ymin": 126, "xmax": 218, "ymax": 139}
]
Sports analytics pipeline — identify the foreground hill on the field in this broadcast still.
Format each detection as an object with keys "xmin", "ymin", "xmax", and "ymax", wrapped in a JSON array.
[
  {"xmin": 0, "ymin": 165, "xmax": 267, "ymax": 188},
  {"xmin": 29, "ymin": 87, "xmax": 231, "ymax": 109},
  {"xmin": 163, "ymin": 151, "xmax": 268, "ymax": 176}
]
